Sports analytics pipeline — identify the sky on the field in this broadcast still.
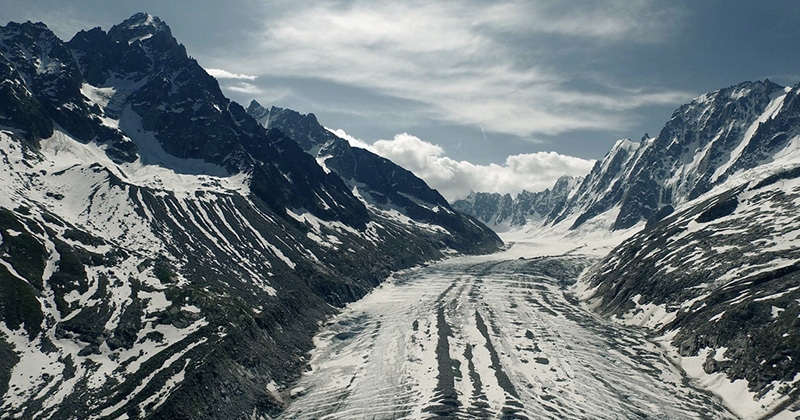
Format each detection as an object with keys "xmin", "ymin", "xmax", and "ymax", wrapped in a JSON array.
[{"xmin": 2, "ymin": 0, "xmax": 800, "ymax": 200}]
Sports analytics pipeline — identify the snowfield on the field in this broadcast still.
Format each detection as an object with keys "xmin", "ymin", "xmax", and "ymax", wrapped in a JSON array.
[{"xmin": 278, "ymin": 244, "xmax": 735, "ymax": 419}]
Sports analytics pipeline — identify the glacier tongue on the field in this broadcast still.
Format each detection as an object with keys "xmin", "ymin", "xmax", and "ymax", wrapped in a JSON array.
[{"xmin": 279, "ymin": 247, "xmax": 734, "ymax": 419}]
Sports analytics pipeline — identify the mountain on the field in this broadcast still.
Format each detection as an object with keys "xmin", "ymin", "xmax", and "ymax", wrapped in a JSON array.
[
  {"xmin": 578, "ymin": 164, "xmax": 800, "ymax": 418},
  {"xmin": 246, "ymin": 102, "xmax": 499, "ymax": 252},
  {"xmin": 0, "ymin": 14, "xmax": 501, "ymax": 419},
  {"xmin": 451, "ymin": 175, "xmax": 581, "ymax": 231},
  {"xmin": 551, "ymin": 80, "xmax": 798, "ymax": 231},
  {"xmin": 459, "ymin": 80, "xmax": 800, "ymax": 236},
  {"xmin": 565, "ymin": 81, "xmax": 800, "ymax": 417}
]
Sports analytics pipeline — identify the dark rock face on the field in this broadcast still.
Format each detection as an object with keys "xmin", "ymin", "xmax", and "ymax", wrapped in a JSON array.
[
  {"xmin": 451, "ymin": 176, "xmax": 581, "ymax": 230},
  {"xmin": 0, "ymin": 14, "xmax": 501, "ymax": 419},
  {"xmin": 0, "ymin": 21, "xmax": 131, "ymax": 159},
  {"xmin": 248, "ymin": 102, "xmax": 502, "ymax": 254}
]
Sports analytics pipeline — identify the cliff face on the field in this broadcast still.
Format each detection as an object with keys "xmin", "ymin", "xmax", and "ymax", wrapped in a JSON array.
[{"xmin": 550, "ymin": 80, "xmax": 797, "ymax": 231}]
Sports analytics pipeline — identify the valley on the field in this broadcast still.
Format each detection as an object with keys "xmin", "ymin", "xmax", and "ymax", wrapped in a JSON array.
[
  {"xmin": 1, "ymin": 11, "xmax": 799, "ymax": 419},
  {"xmin": 278, "ymin": 243, "xmax": 734, "ymax": 419}
]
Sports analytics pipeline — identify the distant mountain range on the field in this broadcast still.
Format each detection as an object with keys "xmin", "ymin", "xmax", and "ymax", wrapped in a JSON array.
[
  {"xmin": 451, "ymin": 175, "xmax": 580, "ymax": 231},
  {"xmin": 0, "ymin": 13, "xmax": 500, "ymax": 419}
]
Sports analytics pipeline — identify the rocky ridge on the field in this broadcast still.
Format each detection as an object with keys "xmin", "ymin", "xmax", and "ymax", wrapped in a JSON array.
[{"xmin": 247, "ymin": 102, "xmax": 498, "ymax": 251}]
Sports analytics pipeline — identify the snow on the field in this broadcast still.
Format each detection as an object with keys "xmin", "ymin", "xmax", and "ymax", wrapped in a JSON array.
[
  {"xmin": 315, "ymin": 155, "xmax": 332, "ymax": 174},
  {"xmin": 707, "ymin": 311, "xmax": 726, "ymax": 323},
  {"xmin": 346, "ymin": 180, "xmax": 450, "ymax": 237},
  {"xmin": 101, "ymin": 336, "xmax": 208, "ymax": 418},
  {"xmin": 80, "ymin": 83, "xmax": 116, "ymax": 109},
  {"xmin": 664, "ymin": 345, "xmax": 798, "ymax": 420},
  {"xmin": 616, "ymin": 294, "xmax": 677, "ymax": 330},
  {"xmin": 37, "ymin": 126, "xmax": 249, "ymax": 199},
  {"xmin": 754, "ymin": 286, "xmax": 800, "ymax": 302},
  {"xmin": 287, "ymin": 207, "xmax": 383, "ymax": 250},
  {"xmin": 138, "ymin": 290, "xmax": 172, "ymax": 312},
  {"xmin": 0, "ymin": 123, "xmax": 296, "ymax": 416},
  {"xmin": 499, "ymin": 204, "xmax": 640, "ymax": 260},
  {"xmin": 128, "ymin": 33, "xmax": 153, "ymax": 44}
]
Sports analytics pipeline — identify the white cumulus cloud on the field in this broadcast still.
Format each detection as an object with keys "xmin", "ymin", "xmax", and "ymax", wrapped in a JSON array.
[
  {"xmin": 331, "ymin": 129, "xmax": 595, "ymax": 201},
  {"xmin": 205, "ymin": 68, "xmax": 258, "ymax": 80}
]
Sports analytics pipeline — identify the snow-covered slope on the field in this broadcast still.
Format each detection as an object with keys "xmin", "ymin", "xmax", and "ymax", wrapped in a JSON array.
[
  {"xmin": 0, "ymin": 14, "xmax": 501, "ymax": 419},
  {"xmin": 578, "ymin": 161, "xmax": 800, "ymax": 418},
  {"xmin": 557, "ymin": 82, "xmax": 800, "ymax": 418}
]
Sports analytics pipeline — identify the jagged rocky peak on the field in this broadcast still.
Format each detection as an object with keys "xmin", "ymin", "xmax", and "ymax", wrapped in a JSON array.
[
  {"xmin": 65, "ymin": 12, "xmax": 191, "ymax": 86},
  {"xmin": 246, "ymin": 99, "xmax": 270, "ymax": 125},
  {"xmin": 0, "ymin": 20, "xmax": 138, "ymax": 160},
  {"xmin": 109, "ymin": 12, "xmax": 172, "ymax": 45},
  {"xmin": 67, "ymin": 13, "xmax": 188, "ymax": 86},
  {"xmin": 452, "ymin": 174, "xmax": 583, "ymax": 230},
  {"xmin": 0, "ymin": 20, "xmax": 58, "ymax": 51},
  {"xmin": 452, "ymin": 191, "xmax": 513, "ymax": 226},
  {"xmin": 0, "ymin": 20, "xmax": 81, "ymax": 86},
  {"xmin": 260, "ymin": 105, "xmax": 333, "ymax": 151},
  {"xmin": 541, "ymin": 79, "xmax": 800, "ymax": 232},
  {"xmin": 551, "ymin": 174, "xmax": 582, "ymax": 193}
]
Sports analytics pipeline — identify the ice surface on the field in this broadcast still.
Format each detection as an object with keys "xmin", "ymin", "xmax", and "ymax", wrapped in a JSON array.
[{"xmin": 278, "ymin": 245, "xmax": 735, "ymax": 419}]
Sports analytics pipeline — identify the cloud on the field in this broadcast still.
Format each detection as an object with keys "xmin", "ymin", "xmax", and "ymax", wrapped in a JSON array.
[
  {"xmin": 215, "ymin": 0, "xmax": 691, "ymax": 139},
  {"xmin": 205, "ymin": 68, "xmax": 258, "ymax": 80},
  {"xmin": 480, "ymin": 0, "xmax": 681, "ymax": 42},
  {"xmin": 224, "ymin": 82, "xmax": 264, "ymax": 94},
  {"xmin": 332, "ymin": 129, "xmax": 595, "ymax": 201},
  {"xmin": 326, "ymin": 128, "xmax": 373, "ymax": 150}
]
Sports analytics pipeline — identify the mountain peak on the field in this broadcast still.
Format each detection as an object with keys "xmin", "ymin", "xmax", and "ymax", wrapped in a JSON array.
[
  {"xmin": 1, "ymin": 20, "xmax": 60, "ymax": 46},
  {"xmin": 246, "ymin": 100, "xmax": 270, "ymax": 126},
  {"xmin": 109, "ymin": 12, "xmax": 171, "ymax": 45},
  {"xmin": 246, "ymin": 99, "xmax": 263, "ymax": 112},
  {"xmin": 120, "ymin": 12, "xmax": 167, "ymax": 33}
]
